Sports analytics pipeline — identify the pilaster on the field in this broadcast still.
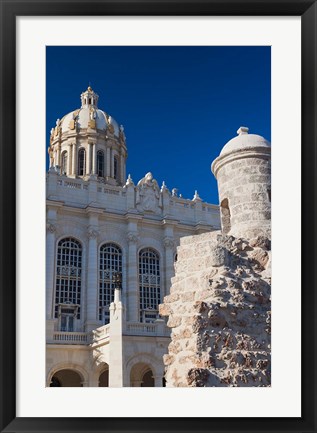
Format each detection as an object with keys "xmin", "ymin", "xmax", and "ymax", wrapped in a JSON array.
[
  {"xmin": 46, "ymin": 167, "xmax": 58, "ymax": 197},
  {"xmin": 108, "ymin": 289, "xmax": 124, "ymax": 387},
  {"xmin": 125, "ymin": 175, "xmax": 135, "ymax": 210},
  {"xmin": 85, "ymin": 211, "xmax": 100, "ymax": 332},
  {"xmin": 46, "ymin": 218, "xmax": 57, "ymax": 319},
  {"xmin": 162, "ymin": 219, "xmax": 176, "ymax": 298},
  {"xmin": 126, "ymin": 231, "xmax": 139, "ymax": 322}
]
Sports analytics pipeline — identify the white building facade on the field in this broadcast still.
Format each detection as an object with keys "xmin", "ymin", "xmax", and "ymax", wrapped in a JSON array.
[{"xmin": 46, "ymin": 87, "xmax": 220, "ymax": 387}]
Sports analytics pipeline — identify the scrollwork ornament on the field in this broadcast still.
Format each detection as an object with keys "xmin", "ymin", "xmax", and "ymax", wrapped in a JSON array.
[
  {"xmin": 46, "ymin": 222, "xmax": 56, "ymax": 234},
  {"xmin": 164, "ymin": 237, "xmax": 175, "ymax": 249},
  {"xmin": 127, "ymin": 232, "xmax": 139, "ymax": 244},
  {"xmin": 87, "ymin": 228, "xmax": 99, "ymax": 240}
]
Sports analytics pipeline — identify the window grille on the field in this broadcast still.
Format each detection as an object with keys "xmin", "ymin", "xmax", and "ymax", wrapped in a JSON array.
[
  {"xmin": 55, "ymin": 237, "xmax": 82, "ymax": 319},
  {"xmin": 61, "ymin": 151, "xmax": 68, "ymax": 175},
  {"xmin": 99, "ymin": 243, "xmax": 122, "ymax": 323},
  {"xmin": 78, "ymin": 148, "xmax": 86, "ymax": 176},
  {"xmin": 139, "ymin": 248, "xmax": 160, "ymax": 322},
  {"xmin": 97, "ymin": 150, "xmax": 104, "ymax": 177},
  {"xmin": 113, "ymin": 155, "xmax": 118, "ymax": 180}
]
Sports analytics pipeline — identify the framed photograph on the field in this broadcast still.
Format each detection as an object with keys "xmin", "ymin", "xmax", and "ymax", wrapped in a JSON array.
[{"xmin": 0, "ymin": 1, "xmax": 316, "ymax": 432}]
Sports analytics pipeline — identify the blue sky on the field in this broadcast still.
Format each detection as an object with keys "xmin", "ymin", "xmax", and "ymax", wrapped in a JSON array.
[{"xmin": 46, "ymin": 46, "xmax": 271, "ymax": 204}]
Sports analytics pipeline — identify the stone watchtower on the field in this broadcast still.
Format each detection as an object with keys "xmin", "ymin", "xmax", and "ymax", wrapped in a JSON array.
[
  {"xmin": 211, "ymin": 127, "xmax": 271, "ymax": 239},
  {"xmin": 160, "ymin": 126, "xmax": 271, "ymax": 387}
]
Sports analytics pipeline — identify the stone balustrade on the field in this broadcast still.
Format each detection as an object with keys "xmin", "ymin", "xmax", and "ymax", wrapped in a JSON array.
[
  {"xmin": 47, "ymin": 321, "xmax": 170, "ymax": 346},
  {"xmin": 51, "ymin": 331, "xmax": 89, "ymax": 344}
]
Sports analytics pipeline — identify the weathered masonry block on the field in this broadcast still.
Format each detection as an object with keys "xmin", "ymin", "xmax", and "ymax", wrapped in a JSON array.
[{"xmin": 160, "ymin": 232, "xmax": 271, "ymax": 387}]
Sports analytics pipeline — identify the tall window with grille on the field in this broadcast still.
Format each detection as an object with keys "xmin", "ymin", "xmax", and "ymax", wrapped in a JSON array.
[
  {"xmin": 139, "ymin": 248, "xmax": 160, "ymax": 323},
  {"xmin": 113, "ymin": 155, "xmax": 119, "ymax": 180},
  {"xmin": 78, "ymin": 148, "xmax": 86, "ymax": 176},
  {"xmin": 55, "ymin": 238, "xmax": 82, "ymax": 330},
  {"xmin": 61, "ymin": 151, "xmax": 68, "ymax": 175},
  {"xmin": 99, "ymin": 243, "xmax": 122, "ymax": 324},
  {"xmin": 97, "ymin": 150, "xmax": 104, "ymax": 177}
]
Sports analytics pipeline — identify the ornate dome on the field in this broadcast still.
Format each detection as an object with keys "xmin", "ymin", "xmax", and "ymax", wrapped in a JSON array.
[
  {"xmin": 56, "ymin": 86, "xmax": 122, "ymax": 138},
  {"xmin": 48, "ymin": 87, "xmax": 127, "ymax": 186},
  {"xmin": 220, "ymin": 127, "xmax": 270, "ymax": 156}
]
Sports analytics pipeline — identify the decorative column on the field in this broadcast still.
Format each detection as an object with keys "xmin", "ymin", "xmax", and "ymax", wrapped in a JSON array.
[
  {"xmin": 126, "ymin": 231, "xmax": 139, "ymax": 322},
  {"xmin": 106, "ymin": 147, "xmax": 111, "ymax": 178},
  {"xmin": 56, "ymin": 144, "xmax": 61, "ymax": 167},
  {"xmin": 71, "ymin": 143, "xmax": 77, "ymax": 176},
  {"xmin": 109, "ymin": 284, "xmax": 124, "ymax": 387},
  {"xmin": 67, "ymin": 143, "xmax": 72, "ymax": 175},
  {"xmin": 46, "ymin": 221, "xmax": 56, "ymax": 319},
  {"xmin": 85, "ymin": 215, "xmax": 99, "ymax": 332},
  {"xmin": 120, "ymin": 153, "xmax": 125, "ymax": 185},
  {"xmin": 164, "ymin": 237, "xmax": 175, "ymax": 298},
  {"xmin": 110, "ymin": 148, "xmax": 113, "ymax": 178},
  {"xmin": 193, "ymin": 190, "xmax": 203, "ymax": 225},
  {"xmin": 92, "ymin": 143, "xmax": 96, "ymax": 176},
  {"xmin": 86, "ymin": 143, "xmax": 91, "ymax": 176},
  {"xmin": 153, "ymin": 374, "xmax": 163, "ymax": 387}
]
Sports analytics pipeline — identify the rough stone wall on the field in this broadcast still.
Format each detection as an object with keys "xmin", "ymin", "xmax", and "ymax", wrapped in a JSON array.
[
  {"xmin": 217, "ymin": 156, "xmax": 271, "ymax": 239},
  {"xmin": 159, "ymin": 231, "xmax": 271, "ymax": 387}
]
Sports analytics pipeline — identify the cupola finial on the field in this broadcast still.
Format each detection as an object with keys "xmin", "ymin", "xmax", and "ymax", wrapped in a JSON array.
[
  {"xmin": 237, "ymin": 126, "xmax": 249, "ymax": 136},
  {"xmin": 80, "ymin": 86, "xmax": 99, "ymax": 108}
]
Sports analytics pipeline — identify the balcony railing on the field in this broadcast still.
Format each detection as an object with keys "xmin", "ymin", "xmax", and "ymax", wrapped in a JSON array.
[
  {"xmin": 125, "ymin": 322, "xmax": 170, "ymax": 337},
  {"xmin": 48, "ymin": 321, "xmax": 170, "ymax": 345},
  {"xmin": 52, "ymin": 331, "xmax": 89, "ymax": 344},
  {"xmin": 126, "ymin": 323, "xmax": 157, "ymax": 335}
]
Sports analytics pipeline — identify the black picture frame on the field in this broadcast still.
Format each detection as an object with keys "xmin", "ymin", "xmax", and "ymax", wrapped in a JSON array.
[{"xmin": 0, "ymin": 1, "xmax": 316, "ymax": 432}]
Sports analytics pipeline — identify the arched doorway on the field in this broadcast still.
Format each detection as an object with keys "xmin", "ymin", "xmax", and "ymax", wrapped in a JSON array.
[
  {"xmin": 141, "ymin": 369, "xmax": 154, "ymax": 387},
  {"xmin": 130, "ymin": 362, "xmax": 155, "ymax": 387},
  {"xmin": 99, "ymin": 369, "xmax": 109, "ymax": 387},
  {"xmin": 50, "ymin": 369, "xmax": 83, "ymax": 387}
]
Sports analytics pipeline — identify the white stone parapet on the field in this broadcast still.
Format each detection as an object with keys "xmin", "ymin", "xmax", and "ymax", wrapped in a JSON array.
[{"xmin": 47, "ymin": 171, "xmax": 220, "ymax": 228}]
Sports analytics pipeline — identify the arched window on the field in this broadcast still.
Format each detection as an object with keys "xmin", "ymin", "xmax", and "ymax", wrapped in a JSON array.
[
  {"xmin": 78, "ymin": 148, "xmax": 86, "ymax": 176},
  {"xmin": 61, "ymin": 151, "xmax": 67, "ymax": 175},
  {"xmin": 97, "ymin": 150, "xmax": 104, "ymax": 177},
  {"xmin": 113, "ymin": 155, "xmax": 119, "ymax": 180},
  {"xmin": 139, "ymin": 248, "xmax": 160, "ymax": 323},
  {"xmin": 99, "ymin": 243, "xmax": 122, "ymax": 324},
  {"xmin": 55, "ymin": 238, "xmax": 82, "ymax": 329}
]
